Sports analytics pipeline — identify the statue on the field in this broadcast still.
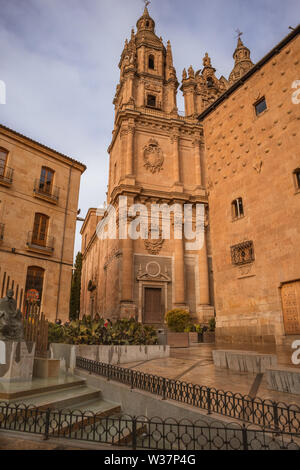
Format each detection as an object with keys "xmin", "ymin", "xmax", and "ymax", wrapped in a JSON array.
[{"xmin": 0, "ymin": 289, "xmax": 24, "ymax": 341}]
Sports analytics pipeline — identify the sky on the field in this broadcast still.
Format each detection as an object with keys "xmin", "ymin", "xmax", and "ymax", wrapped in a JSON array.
[{"xmin": 0, "ymin": 0, "xmax": 299, "ymax": 258}]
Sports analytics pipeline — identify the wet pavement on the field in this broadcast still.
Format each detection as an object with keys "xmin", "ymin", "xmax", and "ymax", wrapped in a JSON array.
[{"xmin": 122, "ymin": 343, "xmax": 300, "ymax": 405}]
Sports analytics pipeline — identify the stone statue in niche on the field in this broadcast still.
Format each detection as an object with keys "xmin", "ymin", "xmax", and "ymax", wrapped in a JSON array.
[{"xmin": 0, "ymin": 289, "xmax": 24, "ymax": 341}]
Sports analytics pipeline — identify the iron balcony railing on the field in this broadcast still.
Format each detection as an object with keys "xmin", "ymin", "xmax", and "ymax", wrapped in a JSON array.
[
  {"xmin": 0, "ymin": 166, "xmax": 14, "ymax": 185},
  {"xmin": 76, "ymin": 357, "xmax": 300, "ymax": 434},
  {"xmin": 0, "ymin": 223, "xmax": 4, "ymax": 241},
  {"xmin": 26, "ymin": 231, "xmax": 54, "ymax": 253},
  {"xmin": 0, "ymin": 403, "xmax": 299, "ymax": 450},
  {"xmin": 33, "ymin": 179, "xmax": 60, "ymax": 202}
]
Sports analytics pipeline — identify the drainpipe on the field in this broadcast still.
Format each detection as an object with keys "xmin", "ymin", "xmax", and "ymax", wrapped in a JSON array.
[{"xmin": 55, "ymin": 165, "xmax": 73, "ymax": 321}]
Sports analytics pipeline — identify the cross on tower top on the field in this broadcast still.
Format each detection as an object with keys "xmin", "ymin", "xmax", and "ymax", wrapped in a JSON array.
[
  {"xmin": 235, "ymin": 29, "xmax": 243, "ymax": 39},
  {"xmin": 143, "ymin": 0, "xmax": 151, "ymax": 7}
]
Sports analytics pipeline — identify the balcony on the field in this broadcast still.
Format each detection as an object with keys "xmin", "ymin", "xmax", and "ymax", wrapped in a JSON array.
[
  {"xmin": 26, "ymin": 231, "xmax": 54, "ymax": 256},
  {"xmin": 0, "ymin": 166, "xmax": 14, "ymax": 187},
  {"xmin": 0, "ymin": 223, "xmax": 4, "ymax": 241},
  {"xmin": 33, "ymin": 179, "xmax": 60, "ymax": 204}
]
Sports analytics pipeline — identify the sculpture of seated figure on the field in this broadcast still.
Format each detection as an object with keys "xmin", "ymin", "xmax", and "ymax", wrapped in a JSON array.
[{"xmin": 0, "ymin": 289, "xmax": 24, "ymax": 341}]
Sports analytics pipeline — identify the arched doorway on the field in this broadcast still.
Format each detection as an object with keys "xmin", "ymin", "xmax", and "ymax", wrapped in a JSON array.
[{"xmin": 24, "ymin": 266, "xmax": 45, "ymax": 316}]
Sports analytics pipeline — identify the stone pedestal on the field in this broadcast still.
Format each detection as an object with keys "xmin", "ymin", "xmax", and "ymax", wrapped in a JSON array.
[
  {"xmin": 266, "ymin": 366, "xmax": 300, "ymax": 395},
  {"xmin": 33, "ymin": 358, "xmax": 60, "ymax": 379},
  {"xmin": 212, "ymin": 349, "xmax": 277, "ymax": 373},
  {"xmin": 0, "ymin": 341, "xmax": 35, "ymax": 382}
]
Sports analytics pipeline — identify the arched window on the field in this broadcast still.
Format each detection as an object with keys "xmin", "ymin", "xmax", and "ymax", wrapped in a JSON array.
[
  {"xmin": 148, "ymin": 54, "xmax": 155, "ymax": 70},
  {"xmin": 39, "ymin": 167, "xmax": 54, "ymax": 195},
  {"xmin": 147, "ymin": 94, "xmax": 156, "ymax": 108},
  {"xmin": 32, "ymin": 213, "xmax": 49, "ymax": 247},
  {"xmin": 0, "ymin": 148, "xmax": 8, "ymax": 177},
  {"xmin": 232, "ymin": 198, "xmax": 244, "ymax": 219},
  {"xmin": 25, "ymin": 266, "xmax": 45, "ymax": 309},
  {"xmin": 207, "ymin": 77, "xmax": 214, "ymax": 88}
]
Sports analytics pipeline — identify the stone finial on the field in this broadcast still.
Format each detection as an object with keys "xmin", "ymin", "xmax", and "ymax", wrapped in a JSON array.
[
  {"xmin": 188, "ymin": 65, "xmax": 195, "ymax": 78},
  {"xmin": 203, "ymin": 52, "xmax": 212, "ymax": 67},
  {"xmin": 182, "ymin": 68, "xmax": 187, "ymax": 80}
]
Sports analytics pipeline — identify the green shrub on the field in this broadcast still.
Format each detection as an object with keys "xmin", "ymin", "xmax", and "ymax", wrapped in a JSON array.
[
  {"xmin": 165, "ymin": 309, "xmax": 191, "ymax": 332},
  {"xmin": 48, "ymin": 317, "xmax": 158, "ymax": 346},
  {"xmin": 208, "ymin": 317, "xmax": 216, "ymax": 332}
]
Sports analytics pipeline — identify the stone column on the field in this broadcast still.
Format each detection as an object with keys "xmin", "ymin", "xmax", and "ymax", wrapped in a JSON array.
[
  {"xmin": 126, "ymin": 120, "xmax": 135, "ymax": 178},
  {"xmin": 198, "ymin": 214, "xmax": 215, "ymax": 323},
  {"xmin": 171, "ymin": 132, "xmax": 181, "ymax": 185},
  {"xmin": 173, "ymin": 221, "xmax": 186, "ymax": 308},
  {"xmin": 193, "ymin": 136, "xmax": 202, "ymax": 187},
  {"xmin": 120, "ymin": 197, "xmax": 136, "ymax": 318}
]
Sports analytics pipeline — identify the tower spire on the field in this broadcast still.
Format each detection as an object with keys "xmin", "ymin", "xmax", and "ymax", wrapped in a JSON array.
[{"xmin": 228, "ymin": 33, "xmax": 254, "ymax": 84}]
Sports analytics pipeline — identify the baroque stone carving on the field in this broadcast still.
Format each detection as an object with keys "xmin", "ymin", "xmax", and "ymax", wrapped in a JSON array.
[
  {"xmin": 143, "ymin": 139, "xmax": 164, "ymax": 174},
  {"xmin": 0, "ymin": 290, "xmax": 24, "ymax": 341},
  {"xmin": 144, "ymin": 228, "xmax": 165, "ymax": 255}
]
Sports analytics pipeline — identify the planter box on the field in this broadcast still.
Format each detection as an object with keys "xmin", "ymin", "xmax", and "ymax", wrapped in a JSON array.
[
  {"xmin": 167, "ymin": 332, "xmax": 189, "ymax": 348},
  {"xmin": 202, "ymin": 331, "xmax": 215, "ymax": 344},
  {"xmin": 213, "ymin": 349, "xmax": 277, "ymax": 373},
  {"xmin": 50, "ymin": 343, "xmax": 170, "ymax": 367},
  {"xmin": 188, "ymin": 332, "xmax": 199, "ymax": 345}
]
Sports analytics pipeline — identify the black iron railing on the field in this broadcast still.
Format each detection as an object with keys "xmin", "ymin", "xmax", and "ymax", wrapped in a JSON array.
[
  {"xmin": 0, "ymin": 223, "xmax": 4, "ymax": 241},
  {"xmin": 0, "ymin": 166, "xmax": 14, "ymax": 185},
  {"xmin": 26, "ymin": 231, "xmax": 54, "ymax": 253},
  {"xmin": 0, "ymin": 402, "xmax": 299, "ymax": 450},
  {"xmin": 33, "ymin": 179, "xmax": 60, "ymax": 202},
  {"xmin": 76, "ymin": 357, "xmax": 300, "ymax": 434}
]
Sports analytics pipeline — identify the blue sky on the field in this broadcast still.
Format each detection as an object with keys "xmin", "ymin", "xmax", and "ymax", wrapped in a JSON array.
[{"xmin": 0, "ymin": 0, "xmax": 299, "ymax": 256}]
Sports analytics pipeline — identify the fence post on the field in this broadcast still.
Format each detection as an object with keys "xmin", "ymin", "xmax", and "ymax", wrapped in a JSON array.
[
  {"xmin": 242, "ymin": 425, "xmax": 248, "ymax": 450},
  {"xmin": 43, "ymin": 408, "xmax": 51, "ymax": 441},
  {"xmin": 162, "ymin": 377, "xmax": 166, "ymax": 400},
  {"xmin": 132, "ymin": 416, "xmax": 137, "ymax": 450},
  {"xmin": 207, "ymin": 388, "xmax": 212, "ymax": 415},
  {"xmin": 130, "ymin": 369, "xmax": 134, "ymax": 390},
  {"xmin": 273, "ymin": 401, "xmax": 280, "ymax": 433}
]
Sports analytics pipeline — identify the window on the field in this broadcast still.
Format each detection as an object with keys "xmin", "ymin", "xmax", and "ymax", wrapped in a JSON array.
[
  {"xmin": 147, "ymin": 94, "xmax": 156, "ymax": 108},
  {"xmin": 0, "ymin": 148, "xmax": 8, "ymax": 177},
  {"xmin": 294, "ymin": 168, "xmax": 300, "ymax": 190},
  {"xmin": 231, "ymin": 241, "xmax": 255, "ymax": 266},
  {"xmin": 254, "ymin": 97, "xmax": 267, "ymax": 116},
  {"xmin": 32, "ymin": 213, "xmax": 49, "ymax": 247},
  {"xmin": 232, "ymin": 198, "xmax": 244, "ymax": 219},
  {"xmin": 207, "ymin": 77, "xmax": 214, "ymax": 88},
  {"xmin": 148, "ymin": 55, "xmax": 155, "ymax": 70},
  {"xmin": 24, "ymin": 266, "xmax": 44, "ymax": 310},
  {"xmin": 39, "ymin": 167, "xmax": 54, "ymax": 195}
]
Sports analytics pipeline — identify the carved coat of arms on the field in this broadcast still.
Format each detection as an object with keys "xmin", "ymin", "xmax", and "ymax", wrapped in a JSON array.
[{"xmin": 143, "ymin": 139, "xmax": 164, "ymax": 174}]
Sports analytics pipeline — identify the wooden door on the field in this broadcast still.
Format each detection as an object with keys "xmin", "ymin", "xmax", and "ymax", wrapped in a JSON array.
[
  {"xmin": 39, "ymin": 167, "xmax": 54, "ymax": 194},
  {"xmin": 144, "ymin": 287, "xmax": 162, "ymax": 324},
  {"xmin": 32, "ymin": 213, "xmax": 49, "ymax": 246},
  {"xmin": 0, "ymin": 148, "xmax": 8, "ymax": 177},
  {"xmin": 281, "ymin": 281, "xmax": 300, "ymax": 335}
]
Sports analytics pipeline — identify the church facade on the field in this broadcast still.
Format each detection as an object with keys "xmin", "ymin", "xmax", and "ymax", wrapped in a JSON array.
[{"xmin": 80, "ymin": 6, "xmax": 300, "ymax": 345}]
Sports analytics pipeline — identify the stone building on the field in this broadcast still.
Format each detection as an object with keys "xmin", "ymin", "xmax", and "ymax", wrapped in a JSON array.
[
  {"xmin": 80, "ymin": 6, "xmax": 215, "ymax": 325},
  {"xmin": 0, "ymin": 124, "xmax": 86, "ymax": 322},
  {"xmin": 81, "ymin": 6, "xmax": 300, "ymax": 345}
]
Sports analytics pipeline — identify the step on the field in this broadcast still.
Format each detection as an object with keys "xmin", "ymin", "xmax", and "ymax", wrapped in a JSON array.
[
  {"xmin": 2, "ymin": 375, "xmax": 87, "ymax": 401},
  {"xmin": 9, "ymin": 385, "xmax": 101, "ymax": 410},
  {"xmin": 49, "ymin": 401, "xmax": 122, "ymax": 436}
]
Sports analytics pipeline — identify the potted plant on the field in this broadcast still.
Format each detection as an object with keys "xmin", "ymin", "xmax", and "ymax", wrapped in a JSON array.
[
  {"xmin": 165, "ymin": 309, "xmax": 191, "ymax": 348},
  {"xmin": 202, "ymin": 317, "xmax": 216, "ymax": 343}
]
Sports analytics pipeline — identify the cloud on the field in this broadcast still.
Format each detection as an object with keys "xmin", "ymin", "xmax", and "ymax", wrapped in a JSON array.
[{"xmin": 0, "ymin": 0, "xmax": 299, "ymax": 255}]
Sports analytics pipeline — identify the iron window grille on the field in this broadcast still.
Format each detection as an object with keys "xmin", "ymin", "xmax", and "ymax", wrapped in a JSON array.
[{"xmin": 231, "ymin": 241, "xmax": 255, "ymax": 266}]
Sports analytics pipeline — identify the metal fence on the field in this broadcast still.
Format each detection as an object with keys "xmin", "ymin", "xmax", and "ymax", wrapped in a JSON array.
[
  {"xmin": 0, "ymin": 402, "xmax": 299, "ymax": 450},
  {"xmin": 76, "ymin": 357, "xmax": 300, "ymax": 434}
]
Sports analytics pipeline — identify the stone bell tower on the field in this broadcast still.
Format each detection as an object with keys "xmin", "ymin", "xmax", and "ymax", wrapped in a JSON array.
[{"xmin": 85, "ymin": 5, "xmax": 215, "ymax": 324}]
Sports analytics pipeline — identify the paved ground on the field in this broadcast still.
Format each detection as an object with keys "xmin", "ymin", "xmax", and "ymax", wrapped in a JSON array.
[{"xmin": 122, "ymin": 343, "xmax": 300, "ymax": 405}]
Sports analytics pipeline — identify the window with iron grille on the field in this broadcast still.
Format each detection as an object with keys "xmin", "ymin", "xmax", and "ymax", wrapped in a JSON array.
[{"xmin": 231, "ymin": 241, "xmax": 255, "ymax": 266}]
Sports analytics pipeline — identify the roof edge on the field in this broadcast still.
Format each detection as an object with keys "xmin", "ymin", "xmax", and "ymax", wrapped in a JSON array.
[{"xmin": 0, "ymin": 123, "xmax": 87, "ymax": 173}]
